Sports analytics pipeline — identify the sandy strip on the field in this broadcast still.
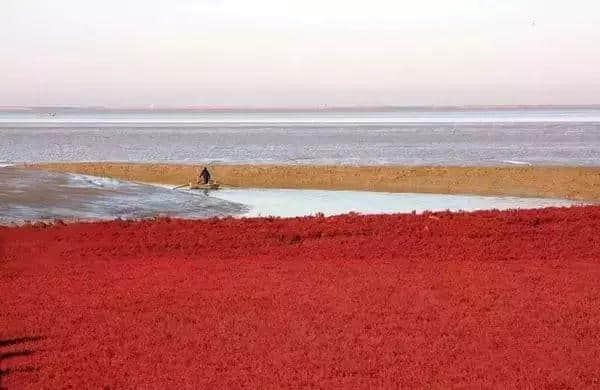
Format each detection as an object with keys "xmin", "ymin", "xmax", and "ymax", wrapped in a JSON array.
[{"xmin": 28, "ymin": 162, "xmax": 600, "ymax": 201}]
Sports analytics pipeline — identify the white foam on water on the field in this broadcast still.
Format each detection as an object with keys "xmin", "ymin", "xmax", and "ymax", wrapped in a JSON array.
[{"xmin": 64, "ymin": 173, "xmax": 128, "ymax": 189}]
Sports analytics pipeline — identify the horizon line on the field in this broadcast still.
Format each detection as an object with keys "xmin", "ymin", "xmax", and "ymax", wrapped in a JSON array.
[{"xmin": 2, "ymin": 104, "xmax": 600, "ymax": 111}]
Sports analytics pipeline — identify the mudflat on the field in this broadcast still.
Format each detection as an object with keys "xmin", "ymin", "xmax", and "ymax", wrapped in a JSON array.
[{"xmin": 29, "ymin": 162, "xmax": 600, "ymax": 201}]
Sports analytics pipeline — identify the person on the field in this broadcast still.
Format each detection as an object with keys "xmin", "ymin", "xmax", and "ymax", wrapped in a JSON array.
[{"xmin": 199, "ymin": 166, "xmax": 211, "ymax": 185}]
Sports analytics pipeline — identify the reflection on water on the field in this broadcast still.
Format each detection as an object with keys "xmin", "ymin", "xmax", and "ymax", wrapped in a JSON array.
[{"xmin": 0, "ymin": 167, "xmax": 247, "ymax": 224}]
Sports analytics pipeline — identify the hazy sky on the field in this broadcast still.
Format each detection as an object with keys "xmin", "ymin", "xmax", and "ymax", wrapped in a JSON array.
[{"xmin": 2, "ymin": 0, "xmax": 600, "ymax": 107}]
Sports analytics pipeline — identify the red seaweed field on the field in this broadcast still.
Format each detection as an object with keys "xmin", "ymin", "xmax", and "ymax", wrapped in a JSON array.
[{"xmin": 2, "ymin": 206, "xmax": 600, "ymax": 388}]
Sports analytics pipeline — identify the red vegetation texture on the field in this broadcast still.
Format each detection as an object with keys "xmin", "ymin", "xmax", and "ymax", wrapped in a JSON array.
[{"xmin": 2, "ymin": 206, "xmax": 600, "ymax": 389}]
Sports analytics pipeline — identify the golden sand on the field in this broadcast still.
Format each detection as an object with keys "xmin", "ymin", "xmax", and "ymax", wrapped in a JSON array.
[{"xmin": 29, "ymin": 162, "xmax": 600, "ymax": 201}]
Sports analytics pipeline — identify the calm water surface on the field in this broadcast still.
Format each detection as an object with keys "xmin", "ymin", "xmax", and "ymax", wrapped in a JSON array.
[{"xmin": 2, "ymin": 107, "xmax": 600, "ymax": 166}]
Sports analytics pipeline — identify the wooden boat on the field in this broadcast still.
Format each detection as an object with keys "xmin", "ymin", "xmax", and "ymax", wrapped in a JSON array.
[{"xmin": 188, "ymin": 181, "xmax": 220, "ymax": 190}]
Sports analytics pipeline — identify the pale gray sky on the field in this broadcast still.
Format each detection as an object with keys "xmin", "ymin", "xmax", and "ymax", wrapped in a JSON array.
[{"xmin": 2, "ymin": 0, "xmax": 600, "ymax": 107}]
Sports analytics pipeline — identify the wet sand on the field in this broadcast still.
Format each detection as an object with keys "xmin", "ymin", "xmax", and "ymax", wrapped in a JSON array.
[{"xmin": 29, "ymin": 162, "xmax": 600, "ymax": 201}]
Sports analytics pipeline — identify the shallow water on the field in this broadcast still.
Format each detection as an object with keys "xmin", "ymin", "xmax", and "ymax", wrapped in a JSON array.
[
  {"xmin": 209, "ymin": 188, "xmax": 580, "ymax": 218},
  {"xmin": 0, "ymin": 167, "xmax": 247, "ymax": 224},
  {"xmin": 2, "ymin": 107, "xmax": 600, "ymax": 166}
]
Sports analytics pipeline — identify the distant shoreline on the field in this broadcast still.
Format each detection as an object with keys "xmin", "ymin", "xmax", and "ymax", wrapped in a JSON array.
[
  {"xmin": 28, "ymin": 162, "xmax": 600, "ymax": 202},
  {"xmin": 3, "ymin": 104, "xmax": 600, "ymax": 112}
]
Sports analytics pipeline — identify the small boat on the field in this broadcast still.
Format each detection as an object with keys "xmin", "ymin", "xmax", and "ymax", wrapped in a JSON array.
[{"xmin": 188, "ymin": 181, "xmax": 220, "ymax": 190}]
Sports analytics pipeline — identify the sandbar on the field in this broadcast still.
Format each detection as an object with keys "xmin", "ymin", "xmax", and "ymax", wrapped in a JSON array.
[{"xmin": 28, "ymin": 162, "xmax": 600, "ymax": 201}]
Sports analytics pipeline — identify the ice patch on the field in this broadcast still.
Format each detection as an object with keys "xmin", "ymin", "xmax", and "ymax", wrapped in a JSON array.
[
  {"xmin": 210, "ymin": 188, "xmax": 581, "ymax": 218},
  {"xmin": 502, "ymin": 160, "xmax": 532, "ymax": 166}
]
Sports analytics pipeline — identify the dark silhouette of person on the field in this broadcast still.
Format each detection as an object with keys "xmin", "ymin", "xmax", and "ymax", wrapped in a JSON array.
[{"xmin": 199, "ymin": 167, "xmax": 211, "ymax": 184}]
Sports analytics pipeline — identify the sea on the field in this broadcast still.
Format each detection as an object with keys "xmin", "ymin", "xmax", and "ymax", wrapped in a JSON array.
[
  {"xmin": 2, "ymin": 106, "xmax": 600, "ymax": 166},
  {"xmin": 0, "ymin": 106, "xmax": 596, "ymax": 223}
]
